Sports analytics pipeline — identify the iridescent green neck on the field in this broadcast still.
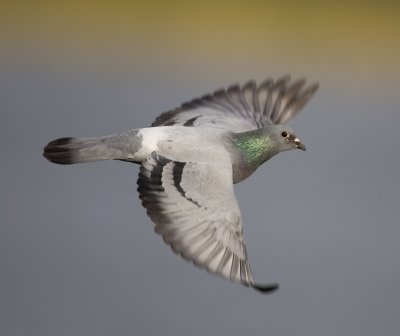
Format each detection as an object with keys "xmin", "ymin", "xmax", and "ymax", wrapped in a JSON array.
[{"xmin": 232, "ymin": 130, "xmax": 274, "ymax": 165}]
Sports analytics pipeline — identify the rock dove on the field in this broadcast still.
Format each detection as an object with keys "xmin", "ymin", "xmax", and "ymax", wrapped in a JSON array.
[{"xmin": 43, "ymin": 76, "xmax": 318, "ymax": 293}]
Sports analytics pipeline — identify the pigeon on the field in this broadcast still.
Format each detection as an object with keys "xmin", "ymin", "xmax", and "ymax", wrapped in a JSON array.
[{"xmin": 43, "ymin": 76, "xmax": 318, "ymax": 294}]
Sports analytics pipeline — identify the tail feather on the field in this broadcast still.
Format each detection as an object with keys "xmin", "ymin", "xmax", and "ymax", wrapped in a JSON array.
[{"xmin": 43, "ymin": 137, "xmax": 121, "ymax": 165}]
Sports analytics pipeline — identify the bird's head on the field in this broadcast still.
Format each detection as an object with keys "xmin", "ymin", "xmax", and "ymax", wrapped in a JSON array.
[{"xmin": 266, "ymin": 125, "xmax": 306, "ymax": 152}]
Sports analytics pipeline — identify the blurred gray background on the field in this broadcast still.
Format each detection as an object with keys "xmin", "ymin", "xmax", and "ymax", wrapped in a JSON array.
[{"xmin": 1, "ymin": 2, "xmax": 400, "ymax": 336}]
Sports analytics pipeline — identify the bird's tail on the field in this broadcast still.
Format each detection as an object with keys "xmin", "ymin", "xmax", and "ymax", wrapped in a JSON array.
[{"xmin": 43, "ymin": 133, "xmax": 139, "ymax": 165}]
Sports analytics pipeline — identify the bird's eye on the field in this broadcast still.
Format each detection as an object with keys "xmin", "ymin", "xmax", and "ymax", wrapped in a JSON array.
[{"xmin": 281, "ymin": 131, "xmax": 288, "ymax": 138}]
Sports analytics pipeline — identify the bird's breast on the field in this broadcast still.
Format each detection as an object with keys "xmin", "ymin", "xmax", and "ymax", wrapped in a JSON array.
[{"xmin": 231, "ymin": 159, "xmax": 260, "ymax": 184}]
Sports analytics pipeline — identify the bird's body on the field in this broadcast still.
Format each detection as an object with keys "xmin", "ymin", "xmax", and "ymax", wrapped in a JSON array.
[{"xmin": 44, "ymin": 76, "xmax": 318, "ymax": 293}]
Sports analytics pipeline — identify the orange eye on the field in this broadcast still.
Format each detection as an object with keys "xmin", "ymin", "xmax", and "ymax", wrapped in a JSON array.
[{"xmin": 281, "ymin": 131, "xmax": 288, "ymax": 138}]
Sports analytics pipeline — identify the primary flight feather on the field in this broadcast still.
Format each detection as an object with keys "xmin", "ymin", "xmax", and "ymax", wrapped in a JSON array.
[{"xmin": 43, "ymin": 76, "xmax": 318, "ymax": 293}]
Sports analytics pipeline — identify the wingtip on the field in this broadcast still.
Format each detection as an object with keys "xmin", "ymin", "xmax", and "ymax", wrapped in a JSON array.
[{"xmin": 252, "ymin": 282, "xmax": 280, "ymax": 294}]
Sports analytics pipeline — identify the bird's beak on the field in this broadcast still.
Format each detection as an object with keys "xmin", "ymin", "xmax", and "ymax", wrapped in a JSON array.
[{"xmin": 294, "ymin": 137, "xmax": 306, "ymax": 151}]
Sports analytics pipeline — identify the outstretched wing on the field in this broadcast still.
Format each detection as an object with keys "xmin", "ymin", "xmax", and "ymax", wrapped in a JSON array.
[
  {"xmin": 137, "ymin": 152, "xmax": 278, "ymax": 293},
  {"xmin": 152, "ymin": 76, "xmax": 319, "ymax": 132}
]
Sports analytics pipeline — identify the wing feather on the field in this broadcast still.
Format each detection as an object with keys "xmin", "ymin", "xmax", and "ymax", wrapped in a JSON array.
[
  {"xmin": 137, "ymin": 152, "xmax": 278, "ymax": 292},
  {"xmin": 151, "ymin": 76, "xmax": 318, "ymax": 132}
]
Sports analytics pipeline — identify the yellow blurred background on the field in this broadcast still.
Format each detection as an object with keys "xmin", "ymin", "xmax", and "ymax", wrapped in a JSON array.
[{"xmin": 1, "ymin": 1, "xmax": 399, "ymax": 92}]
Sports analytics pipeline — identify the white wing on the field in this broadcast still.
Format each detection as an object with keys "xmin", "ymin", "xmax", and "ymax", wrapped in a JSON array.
[
  {"xmin": 137, "ymin": 152, "xmax": 278, "ymax": 293},
  {"xmin": 152, "ymin": 76, "xmax": 318, "ymax": 132}
]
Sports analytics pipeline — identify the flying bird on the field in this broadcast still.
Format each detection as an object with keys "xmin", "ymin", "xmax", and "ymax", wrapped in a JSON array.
[{"xmin": 43, "ymin": 76, "xmax": 318, "ymax": 293}]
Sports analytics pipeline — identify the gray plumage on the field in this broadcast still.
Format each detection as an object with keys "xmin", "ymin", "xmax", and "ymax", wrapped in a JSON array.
[{"xmin": 43, "ymin": 76, "xmax": 318, "ymax": 293}]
